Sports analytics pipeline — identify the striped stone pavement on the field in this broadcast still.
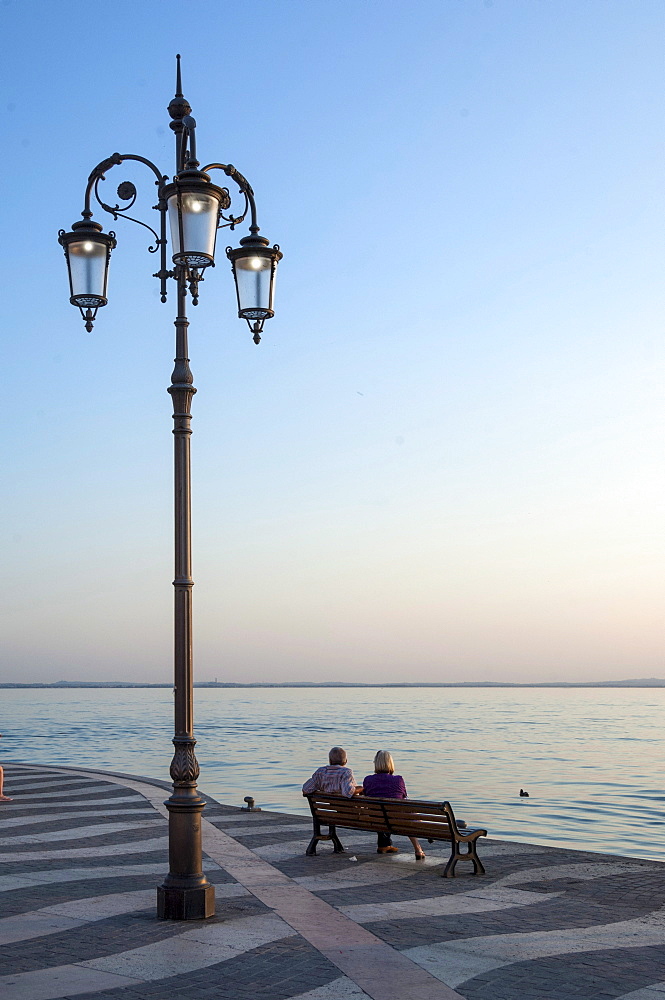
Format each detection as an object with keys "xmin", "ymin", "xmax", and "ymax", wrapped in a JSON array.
[{"xmin": 1, "ymin": 763, "xmax": 664, "ymax": 999}]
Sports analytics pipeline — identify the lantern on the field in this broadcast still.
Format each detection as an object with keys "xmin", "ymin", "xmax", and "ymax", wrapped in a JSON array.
[
  {"xmin": 226, "ymin": 234, "xmax": 282, "ymax": 342},
  {"xmin": 164, "ymin": 170, "xmax": 230, "ymax": 269},
  {"xmin": 58, "ymin": 220, "xmax": 116, "ymax": 332}
]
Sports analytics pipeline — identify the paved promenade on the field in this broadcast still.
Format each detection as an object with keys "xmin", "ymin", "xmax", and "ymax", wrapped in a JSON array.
[{"xmin": 1, "ymin": 763, "xmax": 664, "ymax": 999}]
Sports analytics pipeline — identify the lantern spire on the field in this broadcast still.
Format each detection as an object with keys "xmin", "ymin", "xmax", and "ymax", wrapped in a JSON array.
[
  {"xmin": 168, "ymin": 54, "xmax": 192, "ymax": 120},
  {"xmin": 175, "ymin": 53, "xmax": 183, "ymax": 99}
]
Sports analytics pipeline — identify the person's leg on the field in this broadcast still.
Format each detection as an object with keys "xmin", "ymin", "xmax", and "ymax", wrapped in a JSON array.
[
  {"xmin": 0, "ymin": 765, "xmax": 11, "ymax": 802},
  {"xmin": 377, "ymin": 831, "xmax": 398, "ymax": 853},
  {"xmin": 409, "ymin": 836, "xmax": 425, "ymax": 859}
]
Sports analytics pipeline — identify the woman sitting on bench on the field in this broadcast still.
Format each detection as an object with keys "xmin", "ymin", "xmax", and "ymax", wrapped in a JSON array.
[{"xmin": 363, "ymin": 750, "xmax": 425, "ymax": 860}]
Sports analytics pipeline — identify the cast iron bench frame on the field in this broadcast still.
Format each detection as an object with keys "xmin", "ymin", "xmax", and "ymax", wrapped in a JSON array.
[{"xmin": 304, "ymin": 792, "xmax": 487, "ymax": 877}]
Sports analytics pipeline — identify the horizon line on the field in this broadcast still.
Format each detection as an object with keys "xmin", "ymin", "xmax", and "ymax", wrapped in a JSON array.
[{"xmin": 2, "ymin": 678, "xmax": 665, "ymax": 689}]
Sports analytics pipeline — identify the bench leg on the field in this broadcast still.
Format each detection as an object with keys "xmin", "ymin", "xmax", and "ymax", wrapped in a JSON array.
[
  {"xmin": 469, "ymin": 841, "xmax": 485, "ymax": 875},
  {"xmin": 330, "ymin": 824, "xmax": 346, "ymax": 853},
  {"xmin": 305, "ymin": 821, "xmax": 346, "ymax": 856},
  {"xmin": 306, "ymin": 819, "xmax": 322, "ymax": 856},
  {"xmin": 443, "ymin": 839, "xmax": 485, "ymax": 877},
  {"xmin": 443, "ymin": 844, "xmax": 461, "ymax": 877},
  {"xmin": 305, "ymin": 835, "xmax": 320, "ymax": 856}
]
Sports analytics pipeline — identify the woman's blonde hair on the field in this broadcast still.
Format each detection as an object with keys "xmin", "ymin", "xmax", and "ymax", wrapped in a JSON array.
[{"xmin": 373, "ymin": 750, "xmax": 395, "ymax": 774}]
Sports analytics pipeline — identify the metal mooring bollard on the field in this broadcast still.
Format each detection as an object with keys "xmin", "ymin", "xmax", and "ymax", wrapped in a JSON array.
[{"xmin": 241, "ymin": 795, "xmax": 261, "ymax": 811}]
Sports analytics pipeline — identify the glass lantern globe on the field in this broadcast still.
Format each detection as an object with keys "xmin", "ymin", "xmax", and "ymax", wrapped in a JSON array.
[
  {"xmin": 226, "ymin": 234, "xmax": 282, "ymax": 343},
  {"xmin": 164, "ymin": 171, "xmax": 230, "ymax": 270},
  {"xmin": 58, "ymin": 220, "xmax": 116, "ymax": 331}
]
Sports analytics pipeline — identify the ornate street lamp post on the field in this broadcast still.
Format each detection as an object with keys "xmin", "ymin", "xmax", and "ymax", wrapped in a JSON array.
[{"xmin": 58, "ymin": 57, "xmax": 282, "ymax": 921}]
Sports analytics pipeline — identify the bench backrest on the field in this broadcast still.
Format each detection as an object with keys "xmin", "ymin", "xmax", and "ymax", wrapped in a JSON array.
[
  {"xmin": 379, "ymin": 798, "xmax": 457, "ymax": 840},
  {"xmin": 306, "ymin": 793, "xmax": 390, "ymax": 832},
  {"xmin": 306, "ymin": 793, "xmax": 459, "ymax": 840}
]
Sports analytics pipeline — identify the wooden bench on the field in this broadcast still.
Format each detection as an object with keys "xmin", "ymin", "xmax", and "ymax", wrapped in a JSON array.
[{"xmin": 304, "ymin": 793, "xmax": 487, "ymax": 877}]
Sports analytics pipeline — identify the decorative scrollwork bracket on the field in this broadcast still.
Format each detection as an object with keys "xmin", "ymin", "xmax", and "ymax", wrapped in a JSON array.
[{"xmin": 82, "ymin": 152, "xmax": 170, "ymax": 301}]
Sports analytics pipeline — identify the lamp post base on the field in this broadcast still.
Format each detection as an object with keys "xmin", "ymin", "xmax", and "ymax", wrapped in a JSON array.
[
  {"xmin": 158, "ymin": 780, "xmax": 216, "ymax": 920},
  {"xmin": 157, "ymin": 882, "xmax": 215, "ymax": 920}
]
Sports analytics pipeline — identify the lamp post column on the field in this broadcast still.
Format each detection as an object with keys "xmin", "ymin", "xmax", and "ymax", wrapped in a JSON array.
[
  {"xmin": 157, "ymin": 270, "xmax": 215, "ymax": 920},
  {"xmin": 59, "ymin": 58, "xmax": 282, "ymax": 921}
]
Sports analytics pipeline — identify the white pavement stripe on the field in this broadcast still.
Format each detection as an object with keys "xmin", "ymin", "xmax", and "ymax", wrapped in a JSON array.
[
  {"xmin": 616, "ymin": 986, "xmax": 665, "ymax": 999},
  {"xmin": 296, "ymin": 857, "xmax": 447, "ymax": 893},
  {"xmin": 405, "ymin": 904, "xmax": 665, "ymax": 989},
  {"xmin": 2, "ymin": 779, "xmax": 63, "ymax": 789},
  {"xmin": 7, "ymin": 783, "xmax": 128, "ymax": 802},
  {"xmin": 4, "ymin": 768, "xmax": 48, "ymax": 774},
  {"xmin": 0, "ymin": 808, "xmax": 157, "ymax": 830},
  {"xmin": 0, "ymin": 795, "xmax": 146, "ymax": 812},
  {"xmin": 0, "ymin": 965, "xmax": 141, "ymax": 999},
  {"xmin": 254, "ymin": 833, "xmax": 377, "ymax": 861},
  {"xmin": 0, "ymin": 891, "xmax": 155, "ymax": 944},
  {"xmin": 291, "ymin": 977, "xmax": 370, "ymax": 998},
  {"xmin": 0, "ymin": 913, "xmax": 292, "ymax": 1000},
  {"xmin": 86, "ymin": 911, "xmax": 292, "ymax": 978},
  {"xmin": 5, "ymin": 786, "xmax": 132, "ymax": 802},
  {"xmin": 3, "ymin": 767, "xmax": 99, "ymax": 777},
  {"xmin": 6, "ymin": 768, "xmax": 105, "ymax": 785},
  {"xmin": 0, "ymin": 836, "xmax": 169, "ymax": 863},
  {"xmin": 0, "ymin": 883, "xmax": 250, "ymax": 944},
  {"xmin": 213, "ymin": 822, "xmax": 313, "ymax": 837},
  {"xmin": 476, "ymin": 843, "xmax": 550, "ymax": 857},
  {"xmin": 339, "ymin": 887, "xmax": 562, "ymax": 923},
  {"xmin": 0, "ymin": 820, "xmax": 162, "ymax": 846},
  {"xmin": 491, "ymin": 861, "xmax": 650, "ymax": 888},
  {"xmin": 0, "ymin": 860, "xmax": 220, "ymax": 893},
  {"xmin": 3, "ymin": 778, "xmax": 110, "ymax": 792},
  {"xmin": 50, "ymin": 880, "xmax": 245, "ymax": 916}
]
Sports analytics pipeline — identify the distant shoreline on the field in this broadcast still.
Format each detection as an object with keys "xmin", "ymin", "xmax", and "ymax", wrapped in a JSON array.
[{"xmin": 2, "ymin": 679, "xmax": 664, "ymax": 689}]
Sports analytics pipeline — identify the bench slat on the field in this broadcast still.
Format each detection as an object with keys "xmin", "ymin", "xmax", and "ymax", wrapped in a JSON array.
[
  {"xmin": 318, "ymin": 820, "xmax": 388, "ymax": 833},
  {"xmin": 314, "ymin": 799, "xmax": 385, "ymax": 811},
  {"xmin": 314, "ymin": 806, "xmax": 385, "ymax": 816},
  {"xmin": 386, "ymin": 824, "xmax": 453, "ymax": 838},
  {"xmin": 378, "ymin": 799, "xmax": 450, "ymax": 813}
]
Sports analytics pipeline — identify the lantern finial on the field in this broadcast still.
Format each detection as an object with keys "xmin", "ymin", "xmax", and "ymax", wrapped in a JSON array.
[
  {"xmin": 168, "ymin": 54, "xmax": 192, "ymax": 120},
  {"xmin": 175, "ymin": 54, "xmax": 183, "ymax": 98}
]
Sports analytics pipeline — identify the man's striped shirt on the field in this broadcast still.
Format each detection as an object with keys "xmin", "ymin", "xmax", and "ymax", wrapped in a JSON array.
[{"xmin": 302, "ymin": 764, "xmax": 357, "ymax": 798}]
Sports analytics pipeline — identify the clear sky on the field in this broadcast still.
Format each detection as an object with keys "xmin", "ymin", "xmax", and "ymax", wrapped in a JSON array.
[{"xmin": 1, "ymin": 0, "xmax": 663, "ymax": 684}]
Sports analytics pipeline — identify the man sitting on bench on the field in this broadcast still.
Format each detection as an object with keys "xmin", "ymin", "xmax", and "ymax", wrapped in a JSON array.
[{"xmin": 302, "ymin": 746, "xmax": 363, "ymax": 798}]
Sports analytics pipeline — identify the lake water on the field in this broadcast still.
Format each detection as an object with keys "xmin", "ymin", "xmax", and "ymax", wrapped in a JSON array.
[{"xmin": 2, "ymin": 686, "xmax": 663, "ymax": 862}]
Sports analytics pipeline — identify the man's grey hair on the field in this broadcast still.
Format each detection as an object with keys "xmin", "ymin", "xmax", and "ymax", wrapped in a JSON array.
[{"xmin": 328, "ymin": 746, "xmax": 347, "ymax": 765}]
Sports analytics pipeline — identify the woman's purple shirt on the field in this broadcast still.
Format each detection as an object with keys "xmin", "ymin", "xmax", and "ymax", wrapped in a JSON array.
[{"xmin": 362, "ymin": 773, "xmax": 407, "ymax": 799}]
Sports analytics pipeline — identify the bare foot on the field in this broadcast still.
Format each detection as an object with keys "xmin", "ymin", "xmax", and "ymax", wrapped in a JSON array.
[{"xmin": 0, "ymin": 795, "xmax": 13, "ymax": 802}]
